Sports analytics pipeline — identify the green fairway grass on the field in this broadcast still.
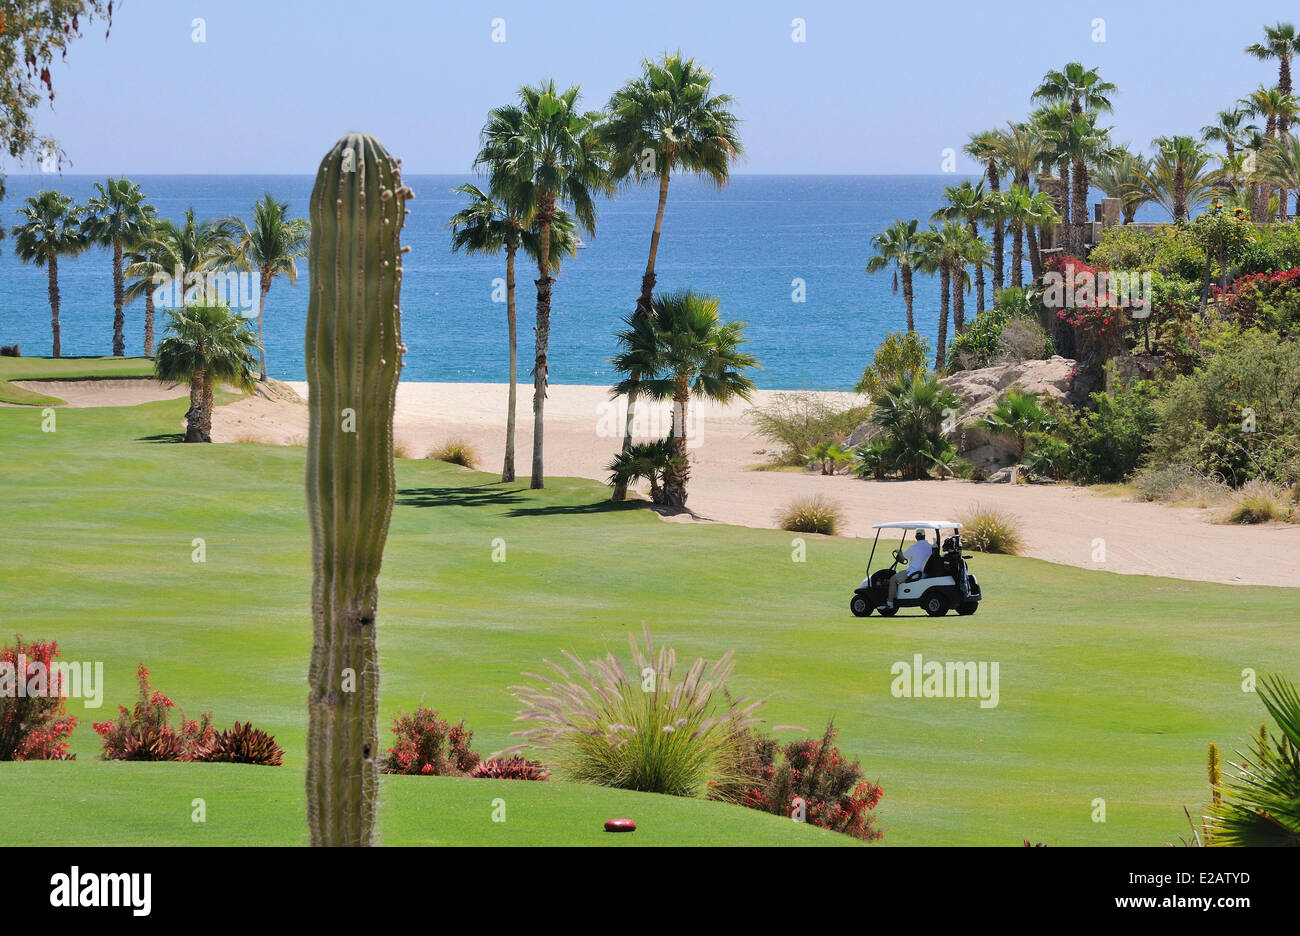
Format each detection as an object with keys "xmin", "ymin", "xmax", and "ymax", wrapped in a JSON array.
[{"xmin": 1, "ymin": 396, "xmax": 1296, "ymax": 845}]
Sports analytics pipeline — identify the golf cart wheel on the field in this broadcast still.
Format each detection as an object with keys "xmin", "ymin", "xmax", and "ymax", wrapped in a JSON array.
[
  {"xmin": 924, "ymin": 595, "xmax": 949, "ymax": 617},
  {"xmin": 957, "ymin": 601, "xmax": 979, "ymax": 616},
  {"xmin": 850, "ymin": 595, "xmax": 873, "ymax": 618}
]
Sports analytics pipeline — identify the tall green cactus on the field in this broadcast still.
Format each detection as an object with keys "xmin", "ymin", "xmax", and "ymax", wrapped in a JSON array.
[{"xmin": 305, "ymin": 134, "xmax": 412, "ymax": 846}]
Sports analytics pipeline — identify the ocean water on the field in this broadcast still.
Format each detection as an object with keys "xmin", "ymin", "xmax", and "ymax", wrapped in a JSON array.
[{"xmin": 0, "ymin": 174, "xmax": 1148, "ymax": 389}]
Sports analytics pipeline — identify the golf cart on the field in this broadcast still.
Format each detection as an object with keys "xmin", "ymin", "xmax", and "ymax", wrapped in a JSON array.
[{"xmin": 849, "ymin": 520, "xmax": 981, "ymax": 618}]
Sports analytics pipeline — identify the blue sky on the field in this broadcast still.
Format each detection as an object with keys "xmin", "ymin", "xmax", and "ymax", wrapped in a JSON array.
[{"xmin": 15, "ymin": 0, "xmax": 1300, "ymax": 175}]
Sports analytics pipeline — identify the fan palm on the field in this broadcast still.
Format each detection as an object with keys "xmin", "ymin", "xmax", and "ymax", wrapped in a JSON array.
[
  {"xmin": 611, "ymin": 290, "xmax": 756, "ymax": 507},
  {"xmin": 866, "ymin": 218, "xmax": 924, "ymax": 331},
  {"xmin": 1257, "ymin": 134, "xmax": 1300, "ymax": 220},
  {"xmin": 476, "ymin": 80, "xmax": 610, "ymax": 489},
  {"xmin": 81, "ymin": 177, "xmax": 156, "ymax": 356},
  {"xmin": 1246, "ymin": 22, "xmax": 1300, "ymax": 137},
  {"xmin": 868, "ymin": 373, "xmax": 960, "ymax": 480},
  {"xmin": 964, "ymin": 130, "xmax": 1006, "ymax": 293},
  {"xmin": 933, "ymin": 180, "xmax": 989, "ymax": 314},
  {"xmin": 140, "ymin": 208, "xmax": 232, "ymax": 311},
  {"xmin": 602, "ymin": 52, "xmax": 742, "ymax": 498},
  {"xmin": 123, "ymin": 218, "xmax": 169, "ymax": 357},
  {"xmin": 449, "ymin": 182, "xmax": 577, "ymax": 483},
  {"xmin": 10, "ymin": 190, "xmax": 86, "ymax": 357},
  {"xmin": 998, "ymin": 186, "xmax": 1059, "ymax": 284},
  {"xmin": 995, "ymin": 122, "xmax": 1053, "ymax": 276},
  {"xmin": 605, "ymin": 438, "xmax": 678, "ymax": 504},
  {"xmin": 216, "ymin": 194, "xmax": 309, "ymax": 380},
  {"xmin": 1093, "ymin": 146, "xmax": 1153, "ymax": 223},
  {"xmin": 981, "ymin": 389, "xmax": 1047, "ymax": 462},
  {"xmin": 1143, "ymin": 136, "xmax": 1210, "ymax": 221},
  {"xmin": 1201, "ymin": 108, "xmax": 1254, "ymax": 165},
  {"xmin": 1205, "ymin": 674, "xmax": 1300, "ymax": 846},
  {"xmin": 153, "ymin": 303, "xmax": 258, "ymax": 443},
  {"xmin": 921, "ymin": 222, "xmax": 975, "ymax": 369}
]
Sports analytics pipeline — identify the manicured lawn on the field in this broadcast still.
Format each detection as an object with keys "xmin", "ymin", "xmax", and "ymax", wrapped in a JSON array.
[{"xmin": 1, "ymin": 397, "xmax": 1296, "ymax": 845}]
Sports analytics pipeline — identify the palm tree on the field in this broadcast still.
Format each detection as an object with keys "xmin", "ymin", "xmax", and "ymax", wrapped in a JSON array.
[
  {"xmin": 612, "ymin": 290, "xmax": 756, "ymax": 507},
  {"xmin": 1030, "ymin": 104, "xmax": 1074, "ymax": 242},
  {"xmin": 476, "ymin": 80, "xmax": 609, "ymax": 489},
  {"xmin": 10, "ymin": 190, "xmax": 86, "ymax": 358},
  {"xmin": 964, "ymin": 130, "xmax": 1006, "ymax": 293},
  {"xmin": 143, "ymin": 208, "xmax": 232, "ymax": 310},
  {"xmin": 153, "ymin": 303, "xmax": 258, "ymax": 443},
  {"xmin": 81, "ymin": 178, "xmax": 156, "ymax": 356},
  {"xmin": 981, "ymin": 389, "xmax": 1046, "ymax": 462},
  {"xmin": 1144, "ymin": 136, "xmax": 1210, "ymax": 221},
  {"xmin": 1258, "ymin": 134, "xmax": 1300, "ymax": 220},
  {"xmin": 1058, "ymin": 111, "xmax": 1110, "ymax": 254},
  {"xmin": 995, "ymin": 122, "xmax": 1052, "ymax": 272},
  {"xmin": 1246, "ymin": 22, "xmax": 1300, "ymax": 138},
  {"xmin": 933, "ymin": 180, "xmax": 989, "ymax": 313},
  {"xmin": 999, "ymin": 185, "xmax": 1058, "ymax": 284},
  {"xmin": 1242, "ymin": 86, "xmax": 1300, "ymax": 219},
  {"xmin": 1204, "ymin": 674, "xmax": 1300, "ymax": 846},
  {"xmin": 605, "ymin": 438, "xmax": 678, "ymax": 504},
  {"xmin": 1201, "ymin": 108, "xmax": 1254, "ymax": 165},
  {"xmin": 216, "ymin": 194, "xmax": 309, "ymax": 380},
  {"xmin": 869, "ymin": 374, "xmax": 961, "ymax": 480},
  {"xmin": 922, "ymin": 222, "xmax": 973, "ymax": 369},
  {"xmin": 449, "ymin": 182, "xmax": 577, "ymax": 483},
  {"xmin": 123, "ymin": 220, "xmax": 170, "ymax": 358},
  {"xmin": 1093, "ymin": 146, "xmax": 1153, "ymax": 223},
  {"xmin": 866, "ymin": 219, "xmax": 923, "ymax": 331},
  {"xmin": 602, "ymin": 52, "xmax": 742, "ymax": 499}
]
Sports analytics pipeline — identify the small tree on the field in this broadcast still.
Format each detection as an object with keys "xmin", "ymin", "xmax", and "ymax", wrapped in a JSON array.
[
  {"xmin": 855, "ymin": 330, "xmax": 931, "ymax": 396},
  {"xmin": 153, "ymin": 303, "xmax": 258, "ymax": 443},
  {"xmin": 981, "ymin": 389, "xmax": 1047, "ymax": 463}
]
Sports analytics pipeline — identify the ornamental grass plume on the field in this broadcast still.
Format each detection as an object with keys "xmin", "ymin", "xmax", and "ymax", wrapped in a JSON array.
[{"xmin": 498, "ymin": 625, "xmax": 763, "ymax": 799}]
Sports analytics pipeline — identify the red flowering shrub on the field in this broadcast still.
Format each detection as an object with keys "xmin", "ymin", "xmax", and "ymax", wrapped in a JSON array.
[
  {"xmin": 1212, "ymin": 267, "xmax": 1300, "ymax": 335},
  {"xmin": 734, "ymin": 719, "xmax": 883, "ymax": 841},
  {"xmin": 382, "ymin": 705, "xmax": 480, "ymax": 776},
  {"xmin": 469, "ymin": 756, "xmax": 549, "ymax": 781},
  {"xmin": 0, "ymin": 636, "xmax": 77, "ymax": 761},
  {"xmin": 1042, "ymin": 254, "xmax": 1129, "ymax": 361},
  {"xmin": 93, "ymin": 663, "xmax": 214, "ymax": 761}
]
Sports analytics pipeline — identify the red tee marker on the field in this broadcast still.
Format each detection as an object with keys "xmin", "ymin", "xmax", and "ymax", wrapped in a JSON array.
[{"xmin": 604, "ymin": 818, "xmax": 636, "ymax": 832}]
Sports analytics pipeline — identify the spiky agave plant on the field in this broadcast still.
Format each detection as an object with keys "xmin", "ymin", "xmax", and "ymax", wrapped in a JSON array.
[
  {"xmin": 304, "ymin": 134, "xmax": 412, "ymax": 846},
  {"xmin": 499, "ymin": 625, "xmax": 763, "ymax": 798}
]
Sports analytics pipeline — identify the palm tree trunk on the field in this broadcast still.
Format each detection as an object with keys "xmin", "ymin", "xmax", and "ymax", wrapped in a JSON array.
[
  {"xmin": 143, "ymin": 290, "xmax": 155, "ymax": 358},
  {"xmin": 112, "ymin": 239, "xmax": 126, "ymax": 356},
  {"xmin": 936, "ymin": 263, "xmax": 951, "ymax": 370},
  {"xmin": 1175, "ymin": 167, "xmax": 1187, "ymax": 222},
  {"xmin": 615, "ymin": 169, "xmax": 672, "ymax": 501},
  {"xmin": 988, "ymin": 161, "xmax": 1004, "ymax": 295},
  {"xmin": 256, "ymin": 274, "xmax": 270, "ymax": 380},
  {"xmin": 662, "ymin": 378, "xmax": 691, "ymax": 508},
  {"xmin": 968, "ymin": 219, "xmax": 985, "ymax": 314},
  {"xmin": 199, "ymin": 376, "xmax": 215, "ymax": 442},
  {"xmin": 47, "ymin": 253, "xmax": 61, "ymax": 358},
  {"xmin": 1072, "ymin": 158, "xmax": 1089, "ymax": 256},
  {"xmin": 953, "ymin": 264, "xmax": 966, "ymax": 333},
  {"xmin": 503, "ymin": 245, "xmax": 518, "ymax": 483},
  {"xmin": 1281, "ymin": 56, "xmax": 1293, "ymax": 139},
  {"xmin": 902, "ymin": 265, "xmax": 915, "ymax": 332},
  {"xmin": 1026, "ymin": 224, "xmax": 1042, "ymax": 280},
  {"xmin": 530, "ymin": 193, "xmax": 555, "ymax": 490},
  {"xmin": 185, "ymin": 369, "xmax": 206, "ymax": 442},
  {"xmin": 1012, "ymin": 224, "xmax": 1025, "ymax": 289}
]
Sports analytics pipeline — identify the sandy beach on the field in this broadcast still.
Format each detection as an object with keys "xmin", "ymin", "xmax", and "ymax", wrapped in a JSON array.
[{"xmin": 171, "ymin": 378, "xmax": 1297, "ymax": 590}]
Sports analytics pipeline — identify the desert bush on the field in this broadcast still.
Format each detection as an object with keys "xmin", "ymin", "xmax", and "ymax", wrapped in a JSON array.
[
  {"xmin": 93, "ymin": 664, "xmax": 214, "ymax": 761},
  {"xmin": 0, "ymin": 636, "xmax": 77, "ymax": 761},
  {"xmin": 469, "ymin": 756, "xmax": 549, "ymax": 781},
  {"xmin": 1221, "ymin": 479, "xmax": 1287, "ymax": 524},
  {"xmin": 958, "ymin": 504, "xmax": 1024, "ymax": 555},
  {"xmin": 1024, "ymin": 433, "xmax": 1071, "ymax": 481},
  {"xmin": 429, "ymin": 439, "xmax": 480, "ymax": 469},
  {"xmin": 392, "ymin": 440, "xmax": 415, "ymax": 459},
  {"xmin": 749, "ymin": 392, "xmax": 870, "ymax": 465},
  {"xmin": 0, "ymin": 344, "xmax": 19, "ymax": 357},
  {"xmin": 1051, "ymin": 381, "xmax": 1160, "ymax": 483},
  {"xmin": 733, "ymin": 718, "xmax": 884, "ymax": 842},
  {"xmin": 197, "ymin": 721, "xmax": 284, "ymax": 766},
  {"xmin": 868, "ymin": 374, "xmax": 961, "ymax": 479},
  {"xmin": 775, "ymin": 494, "xmax": 844, "ymax": 535},
  {"xmin": 1131, "ymin": 465, "xmax": 1223, "ymax": 504},
  {"xmin": 501, "ymin": 626, "xmax": 762, "ymax": 799},
  {"xmin": 382, "ymin": 705, "xmax": 479, "ymax": 776}
]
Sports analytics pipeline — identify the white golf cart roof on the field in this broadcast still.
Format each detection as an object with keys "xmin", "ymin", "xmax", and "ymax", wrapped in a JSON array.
[{"xmin": 872, "ymin": 520, "xmax": 963, "ymax": 530}]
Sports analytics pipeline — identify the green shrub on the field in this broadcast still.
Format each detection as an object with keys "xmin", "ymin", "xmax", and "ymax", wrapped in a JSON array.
[
  {"xmin": 503, "ymin": 628, "xmax": 760, "ymax": 799},
  {"xmin": 749, "ymin": 392, "xmax": 870, "ymax": 465},
  {"xmin": 1053, "ymin": 381, "xmax": 1160, "ymax": 483},
  {"xmin": 1152, "ymin": 226, "xmax": 1209, "ymax": 282},
  {"xmin": 868, "ymin": 374, "xmax": 961, "ymax": 479},
  {"xmin": 958, "ymin": 505, "xmax": 1023, "ymax": 555},
  {"xmin": 1132, "ymin": 465, "xmax": 1222, "ymax": 504},
  {"xmin": 776, "ymin": 494, "xmax": 844, "ymax": 535},
  {"xmin": 946, "ymin": 288, "xmax": 1048, "ymax": 371},
  {"xmin": 855, "ymin": 330, "xmax": 931, "ymax": 396},
  {"xmin": 429, "ymin": 438, "xmax": 480, "ymax": 469},
  {"xmin": 1024, "ymin": 433, "xmax": 1071, "ymax": 481},
  {"xmin": 1090, "ymin": 226, "xmax": 1162, "ymax": 270}
]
